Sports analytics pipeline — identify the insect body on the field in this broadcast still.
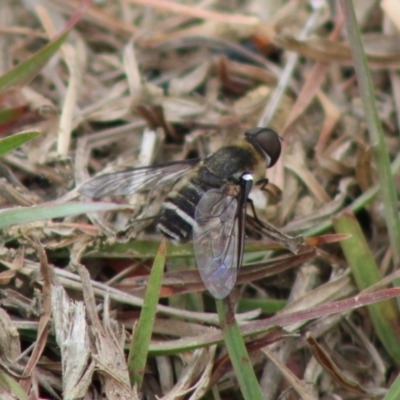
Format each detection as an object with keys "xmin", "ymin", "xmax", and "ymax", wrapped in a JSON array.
[{"xmin": 79, "ymin": 127, "xmax": 283, "ymax": 298}]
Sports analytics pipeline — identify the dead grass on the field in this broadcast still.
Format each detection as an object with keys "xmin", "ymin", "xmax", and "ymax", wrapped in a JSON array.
[{"xmin": 1, "ymin": 0, "xmax": 400, "ymax": 399}]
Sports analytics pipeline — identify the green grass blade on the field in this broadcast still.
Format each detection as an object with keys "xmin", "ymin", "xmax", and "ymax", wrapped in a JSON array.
[
  {"xmin": 237, "ymin": 298, "xmax": 287, "ymax": 314},
  {"xmin": 216, "ymin": 298, "xmax": 263, "ymax": 400},
  {"xmin": 339, "ymin": 0, "xmax": 400, "ymax": 266},
  {"xmin": 0, "ymin": 31, "xmax": 70, "ymax": 95},
  {"xmin": 333, "ymin": 210, "xmax": 400, "ymax": 365},
  {"xmin": 385, "ymin": 372, "xmax": 400, "ymax": 400},
  {"xmin": 0, "ymin": 202, "xmax": 133, "ymax": 229},
  {"xmin": 0, "ymin": 130, "xmax": 42, "ymax": 157},
  {"xmin": 0, "ymin": 370, "xmax": 28, "ymax": 400},
  {"xmin": 0, "ymin": 106, "xmax": 27, "ymax": 126},
  {"xmin": 128, "ymin": 239, "xmax": 166, "ymax": 388}
]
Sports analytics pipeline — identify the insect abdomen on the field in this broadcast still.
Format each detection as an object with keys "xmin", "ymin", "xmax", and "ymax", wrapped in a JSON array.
[{"xmin": 156, "ymin": 173, "xmax": 211, "ymax": 242}]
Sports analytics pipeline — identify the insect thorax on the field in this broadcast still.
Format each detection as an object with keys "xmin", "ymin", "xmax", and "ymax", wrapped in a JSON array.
[{"xmin": 204, "ymin": 142, "xmax": 264, "ymax": 181}]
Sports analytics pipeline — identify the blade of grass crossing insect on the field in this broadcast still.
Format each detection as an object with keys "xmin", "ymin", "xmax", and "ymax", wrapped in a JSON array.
[
  {"xmin": 128, "ymin": 239, "xmax": 167, "ymax": 388},
  {"xmin": 0, "ymin": 130, "xmax": 42, "ymax": 158},
  {"xmin": 333, "ymin": 211, "xmax": 400, "ymax": 365},
  {"xmin": 216, "ymin": 298, "xmax": 263, "ymax": 400}
]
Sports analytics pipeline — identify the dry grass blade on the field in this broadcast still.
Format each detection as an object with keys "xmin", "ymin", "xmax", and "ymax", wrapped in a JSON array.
[
  {"xmin": 17, "ymin": 240, "xmax": 51, "ymax": 394},
  {"xmin": 51, "ymin": 286, "xmax": 93, "ymax": 398},
  {"xmin": 306, "ymin": 333, "xmax": 386, "ymax": 397},
  {"xmin": 273, "ymin": 33, "xmax": 400, "ymax": 69},
  {"xmin": 77, "ymin": 263, "xmax": 133, "ymax": 399},
  {"xmin": 263, "ymin": 346, "xmax": 318, "ymax": 400},
  {"xmin": 0, "ymin": 308, "xmax": 21, "ymax": 372}
]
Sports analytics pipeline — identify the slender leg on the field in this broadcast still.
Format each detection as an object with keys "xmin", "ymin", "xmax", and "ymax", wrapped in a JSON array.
[{"xmin": 247, "ymin": 199, "xmax": 304, "ymax": 254}]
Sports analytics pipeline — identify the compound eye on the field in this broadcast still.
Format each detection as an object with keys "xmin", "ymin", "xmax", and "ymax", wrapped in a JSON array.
[{"xmin": 252, "ymin": 128, "xmax": 282, "ymax": 167}]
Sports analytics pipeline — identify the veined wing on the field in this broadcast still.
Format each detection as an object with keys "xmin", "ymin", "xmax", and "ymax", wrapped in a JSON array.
[
  {"xmin": 193, "ymin": 188, "xmax": 244, "ymax": 299},
  {"xmin": 79, "ymin": 158, "xmax": 200, "ymax": 198}
]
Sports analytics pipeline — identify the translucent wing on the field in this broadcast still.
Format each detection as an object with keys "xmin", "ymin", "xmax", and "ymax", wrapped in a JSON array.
[
  {"xmin": 193, "ymin": 188, "xmax": 244, "ymax": 299},
  {"xmin": 79, "ymin": 159, "xmax": 200, "ymax": 197}
]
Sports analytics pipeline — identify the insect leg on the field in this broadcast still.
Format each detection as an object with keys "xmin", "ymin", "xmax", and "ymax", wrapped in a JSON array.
[
  {"xmin": 255, "ymin": 177, "xmax": 269, "ymax": 191},
  {"xmin": 246, "ymin": 199, "xmax": 304, "ymax": 254}
]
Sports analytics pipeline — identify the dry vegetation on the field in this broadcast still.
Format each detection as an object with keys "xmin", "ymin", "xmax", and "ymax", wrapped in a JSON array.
[{"xmin": 1, "ymin": 0, "xmax": 400, "ymax": 399}]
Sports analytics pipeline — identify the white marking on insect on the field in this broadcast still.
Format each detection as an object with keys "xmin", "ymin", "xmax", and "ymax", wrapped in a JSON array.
[
  {"xmin": 162, "ymin": 201, "xmax": 196, "ymax": 226},
  {"xmin": 185, "ymin": 181, "xmax": 205, "ymax": 196},
  {"xmin": 242, "ymin": 173, "xmax": 253, "ymax": 181},
  {"xmin": 157, "ymin": 224, "xmax": 181, "ymax": 241}
]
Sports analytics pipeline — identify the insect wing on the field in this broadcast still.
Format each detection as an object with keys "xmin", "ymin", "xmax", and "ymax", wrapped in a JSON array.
[
  {"xmin": 79, "ymin": 159, "xmax": 200, "ymax": 197},
  {"xmin": 193, "ymin": 189, "xmax": 243, "ymax": 299}
]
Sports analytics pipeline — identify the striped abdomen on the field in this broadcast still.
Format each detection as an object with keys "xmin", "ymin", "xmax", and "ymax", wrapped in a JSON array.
[{"xmin": 156, "ymin": 170, "xmax": 212, "ymax": 242}]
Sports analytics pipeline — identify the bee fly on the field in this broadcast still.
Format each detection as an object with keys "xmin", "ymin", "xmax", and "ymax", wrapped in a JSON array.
[{"xmin": 79, "ymin": 127, "xmax": 302, "ymax": 299}]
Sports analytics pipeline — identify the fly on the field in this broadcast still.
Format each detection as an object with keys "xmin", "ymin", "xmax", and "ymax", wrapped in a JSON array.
[{"xmin": 79, "ymin": 127, "xmax": 302, "ymax": 298}]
